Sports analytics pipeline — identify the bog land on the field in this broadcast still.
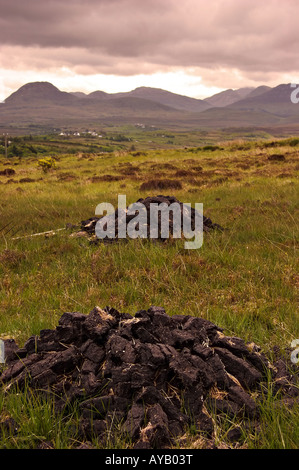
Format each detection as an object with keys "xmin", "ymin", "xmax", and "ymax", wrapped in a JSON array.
[{"xmin": 0, "ymin": 131, "xmax": 298, "ymax": 449}]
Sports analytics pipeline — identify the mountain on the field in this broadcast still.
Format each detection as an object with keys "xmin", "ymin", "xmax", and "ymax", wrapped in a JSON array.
[
  {"xmin": 5, "ymin": 81, "xmax": 79, "ymax": 105},
  {"xmin": 244, "ymin": 85, "xmax": 272, "ymax": 99},
  {"xmin": 1, "ymin": 82, "xmax": 193, "ymax": 131},
  {"xmin": 1, "ymin": 81, "xmax": 299, "ymax": 134},
  {"xmin": 4, "ymin": 82, "xmax": 211, "ymax": 112},
  {"xmin": 228, "ymin": 83, "xmax": 299, "ymax": 117},
  {"xmin": 86, "ymin": 86, "xmax": 211, "ymax": 112},
  {"xmin": 113, "ymin": 87, "xmax": 212, "ymax": 112},
  {"xmin": 204, "ymin": 87, "xmax": 254, "ymax": 107}
]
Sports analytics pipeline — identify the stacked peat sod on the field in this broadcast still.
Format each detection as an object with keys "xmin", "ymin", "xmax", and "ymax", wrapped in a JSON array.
[
  {"xmin": 79, "ymin": 195, "xmax": 224, "ymax": 242},
  {"xmin": 1, "ymin": 306, "xmax": 298, "ymax": 449}
]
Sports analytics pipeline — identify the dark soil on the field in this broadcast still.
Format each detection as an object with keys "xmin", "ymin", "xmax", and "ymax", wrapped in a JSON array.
[
  {"xmin": 268, "ymin": 154, "xmax": 286, "ymax": 162},
  {"xmin": 140, "ymin": 180, "xmax": 182, "ymax": 191},
  {"xmin": 1, "ymin": 305, "xmax": 298, "ymax": 449},
  {"xmin": 0, "ymin": 168, "xmax": 16, "ymax": 176}
]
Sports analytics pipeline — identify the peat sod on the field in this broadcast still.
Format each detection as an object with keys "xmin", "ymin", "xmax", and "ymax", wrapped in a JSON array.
[{"xmin": 1, "ymin": 305, "xmax": 298, "ymax": 449}]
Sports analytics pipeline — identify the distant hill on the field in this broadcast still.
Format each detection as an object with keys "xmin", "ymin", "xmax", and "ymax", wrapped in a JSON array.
[
  {"xmin": 5, "ymin": 81, "xmax": 79, "ymax": 105},
  {"xmin": 86, "ymin": 90, "xmax": 110, "ymax": 100},
  {"xmin": 204, "ymin": 87, "xmax": 254, "ymax": 107}
]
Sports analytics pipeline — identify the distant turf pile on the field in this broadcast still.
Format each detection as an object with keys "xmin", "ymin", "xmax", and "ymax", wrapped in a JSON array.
[{"xmin": 80, "ymin": 195, "xmax": 224, "ymax": 243}]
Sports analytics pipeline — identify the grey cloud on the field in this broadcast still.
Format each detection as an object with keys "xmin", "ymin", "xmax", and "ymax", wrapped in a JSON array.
[
  {"xmin": 0, "ymin": 0, "xmax": 174, "ymax": 49},
  {"xmin": 0, "ymin": 0, "xmax": 298, "ymax": 81}
]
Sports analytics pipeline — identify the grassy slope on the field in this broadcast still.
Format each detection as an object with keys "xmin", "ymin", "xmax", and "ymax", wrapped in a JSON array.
[{"xmin": 0, "ymin": 137, "xmax": 298, "ymax": 448}]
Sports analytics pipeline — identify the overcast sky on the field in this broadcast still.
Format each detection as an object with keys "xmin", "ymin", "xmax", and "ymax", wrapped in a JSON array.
[{"xmin": 1, "ymin": 0, "xmax": 299, "ymax": 101}]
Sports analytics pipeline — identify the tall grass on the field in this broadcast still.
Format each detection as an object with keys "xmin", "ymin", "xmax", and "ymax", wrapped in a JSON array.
[{"xmin": 0, "ymin": 383, "xmax": 80, "ymax": 449}]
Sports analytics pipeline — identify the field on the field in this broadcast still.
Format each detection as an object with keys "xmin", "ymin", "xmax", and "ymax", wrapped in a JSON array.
[{"xmin": 0, "ymin": 132, "xmax": 298, "ymax": 449}]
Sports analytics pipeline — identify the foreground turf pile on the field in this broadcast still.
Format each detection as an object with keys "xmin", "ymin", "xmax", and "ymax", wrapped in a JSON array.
[{"xmin": 1, "ymin": 305, "xmax": 298, "ymax": 448}]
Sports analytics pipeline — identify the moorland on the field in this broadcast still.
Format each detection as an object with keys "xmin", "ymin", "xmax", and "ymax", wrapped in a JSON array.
[{"xmin": 0, "ymin": 130, "xmax": 298, "ymax": 449}]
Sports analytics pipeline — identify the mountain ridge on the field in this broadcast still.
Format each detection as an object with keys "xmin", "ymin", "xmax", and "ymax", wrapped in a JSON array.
[
  {"xmin": 4, "ymin": 81, "xmax": 211, "ymax": 112},
  {"xmin": 204, "ymin": 87, "xmax": 255, "ymax": 107},
  {"xmin": 1, "ymin": 81, "xmax": 299, "ymax": 133}
]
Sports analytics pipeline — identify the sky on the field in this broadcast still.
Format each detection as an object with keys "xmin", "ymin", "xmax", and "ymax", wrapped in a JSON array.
[{"xmin": 1, "ymin": 0, "xmax": 299, "ymax": 102}]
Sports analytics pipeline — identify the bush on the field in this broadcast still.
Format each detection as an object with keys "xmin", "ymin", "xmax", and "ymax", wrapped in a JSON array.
[
  {"xmin": 202, "ymin": 145, "xmax": 221, "ymax": 151},
  {"xmin": 289, "ymin": 138, "xmax": 299, "ymax": 147},
  {"xmin": 37, "ymin": 157, "xmax": 56, "ymax": 173}
]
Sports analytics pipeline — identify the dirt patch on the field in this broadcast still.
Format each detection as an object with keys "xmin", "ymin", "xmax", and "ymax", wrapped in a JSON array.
[
  {"xmin": 186, "ymin": 178, "xmax": 204, "ymax": 187},
  {"xmin": 131, "ymin": 151, "xmax": 147, "ymax": 157},
  {"xmin": 5, "ymin": 179, "xmax": 18, "ymax": 184},
  {"xmin": 140, "ymin": 179, "xmax": 182, "ymax": 191},
  {"xmin": 268, "ymin": 154, "xmax": 286, "ymax": 162},
  {"xmin": 277, "ymin": 173, "xmax": 293, "ymax": 178},
  {"xmin": 152, "ymin": 163, "xmax": 178, "ymax": 170},
  {"xmin": 183, "ymin": 159, "xmax": 198, "ymax": 164},
  {"xmin": 0, "ymin": 168, "xmax": 16, "ymax": 177},
  {"xmin": 236, "ymin": 163, "xmax": 251, "ymax": 170},
  {"xmin": 118, "ymin": 167, "xmax": 140, "ymax": 176},
  {"xmin": 113, "ymin": 163, "xmax": 141, "ymax": 176},
  {"xmin": 57, "ymin": 172, "xmax": 78, "ymax": 182},
  {"xmin": 1, "ymin": 305, "xmax": 297, "ymax": 449},
  {"xmin": 89, "ymin": 175, "xmax": 123, "ymax": 183},
  {"xmin": 18, "ymin": 178, "xmax": 36, "ymax": 183},
  {"xmin": 174, "ymin": 169, "xmax": 195, "ymax": 177},
  {"xmin": 192, "ymin": 166, "xmax": 203, "ymax": 172}
]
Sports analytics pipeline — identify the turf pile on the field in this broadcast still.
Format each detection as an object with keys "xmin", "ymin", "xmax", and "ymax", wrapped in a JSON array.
[
  {"xmin": 80, "ymin": 195, "xmax": 224, "ymax": 242},
  {"xmin": 1, "ymin": 305, "xmax": 297, "ymax": 448}
]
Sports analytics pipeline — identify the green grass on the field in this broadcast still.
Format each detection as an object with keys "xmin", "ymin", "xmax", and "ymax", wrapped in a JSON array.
[
  {"xmin": 0, "ymin": 383, "xmax": 79, "ymax": 449},
  {"xmin": 0, "ymin": 135, "xmax": 298, "ymax": 448}
]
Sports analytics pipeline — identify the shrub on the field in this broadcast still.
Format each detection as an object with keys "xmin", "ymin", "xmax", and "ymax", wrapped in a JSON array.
[
  {"xmin": 37, "ymin": 157, "xmax": 56, "ymax": 173},
  {"xmin": 202, "ymin": 145, "xmax": 221, "ymax": 151},
  {"xmin": 289, "ymin": 138, "xmax": 299, "ymax": 147}
]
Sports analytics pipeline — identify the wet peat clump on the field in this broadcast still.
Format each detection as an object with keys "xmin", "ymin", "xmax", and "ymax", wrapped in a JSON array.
[
  {"xmin": 1, "ymin": 306, "xmax": 298, "ymax": 449},
  {"xmin": 79, "ymin": 195, "xmax": 224, "ymax": 242}
]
